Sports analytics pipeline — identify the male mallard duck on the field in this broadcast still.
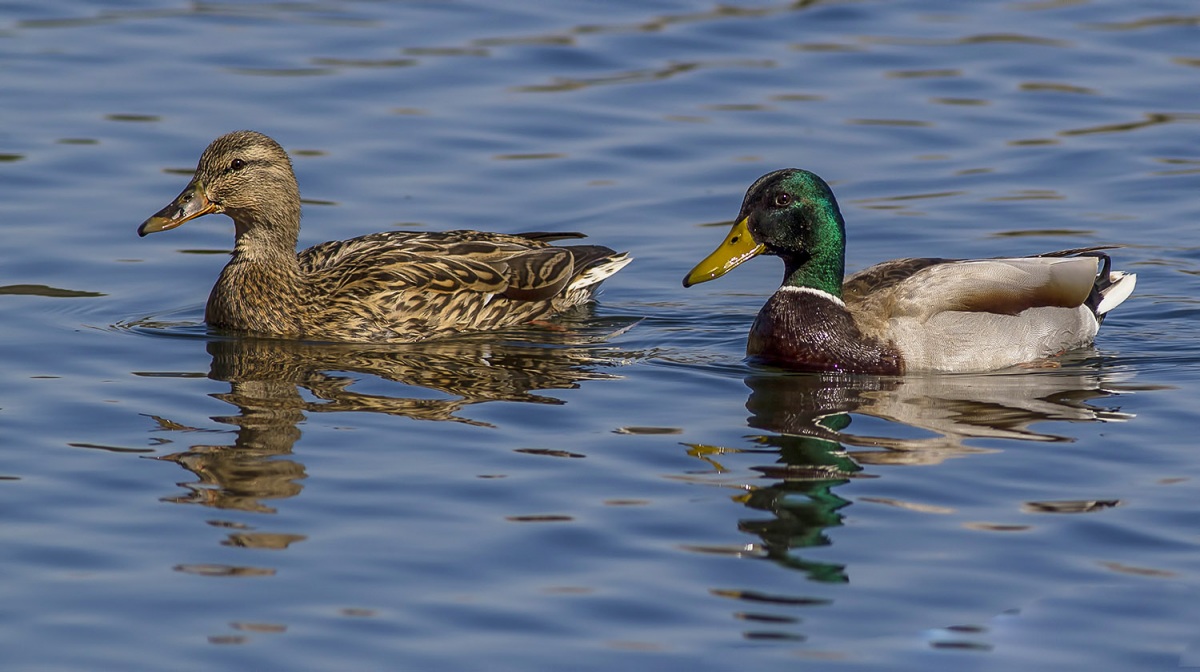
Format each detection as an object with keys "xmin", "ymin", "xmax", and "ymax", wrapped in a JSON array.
[
  {"xmin": 139, "ymin": 130, "xmax": 630, "ymax": 342},
  {"xmin": 683, "ymin": 169, "xmax": 1136, "ymax": 374}
]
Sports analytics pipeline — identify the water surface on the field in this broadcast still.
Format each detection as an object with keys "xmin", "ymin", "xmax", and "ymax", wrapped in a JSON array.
[{"xmin": 1, "ymin": 1, "xmax": 1199, "ymax": 670}]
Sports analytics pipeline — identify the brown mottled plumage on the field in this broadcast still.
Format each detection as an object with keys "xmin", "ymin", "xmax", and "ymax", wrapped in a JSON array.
[{"xmin": 138, "ymin": 131, "xmax": 630, "ymax": 342}]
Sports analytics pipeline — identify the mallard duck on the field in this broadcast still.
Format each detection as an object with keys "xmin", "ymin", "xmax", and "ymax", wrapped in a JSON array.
[
  {"xmin": 683, "ymin": 169, "xmax": 1136, "ymax": 374},
  {"xmin": 138, "ymin": 131, "xmax": 630, "ymax": 342}
]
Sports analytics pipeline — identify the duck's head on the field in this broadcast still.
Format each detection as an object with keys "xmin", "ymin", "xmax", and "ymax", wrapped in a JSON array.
[
  {"xmin": 138, "ymin": 130, "xmax": 300, "ymax": 238},
  {"xmin": 683, "ymin": 169, "xmax": 847, "ymax": 292}
]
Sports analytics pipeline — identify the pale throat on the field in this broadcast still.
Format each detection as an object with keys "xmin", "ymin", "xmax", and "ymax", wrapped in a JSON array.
[{"xmin": 232, "ymin": 217, "xmax": 301, "ymax": 263}]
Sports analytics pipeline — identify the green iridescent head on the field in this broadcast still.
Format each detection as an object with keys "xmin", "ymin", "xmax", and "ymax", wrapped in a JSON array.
[{"xmin": 683, "ymin": 169, "xmax": 847, "ymax": 297}]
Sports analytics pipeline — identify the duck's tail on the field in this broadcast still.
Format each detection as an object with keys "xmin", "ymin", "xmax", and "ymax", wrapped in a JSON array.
[
  {"xmin": 1096, "ymin": 269, "xmax": 1136, "ymax": 317},
  {"xmin": 1081, "ymin": 251, "xmax": 1136, "ymax": 321},
  {"xmin": 567, "ymin": 249, "xmax": 632, "ymax": 294}
]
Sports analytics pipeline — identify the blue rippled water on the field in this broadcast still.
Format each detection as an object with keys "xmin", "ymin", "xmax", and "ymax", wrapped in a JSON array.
[{"xmin": 1, "ymin": 1, "xmax": 1198, "ymax": 670}]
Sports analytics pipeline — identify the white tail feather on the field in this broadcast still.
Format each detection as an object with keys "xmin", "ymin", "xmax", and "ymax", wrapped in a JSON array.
[
  {"xmin": 567, "ymin": 253, "xmax": 632, "ymax": 292},
  {"xmin": 1097, "ymin": 271, "xmax": 1136, "ymax": 315}
]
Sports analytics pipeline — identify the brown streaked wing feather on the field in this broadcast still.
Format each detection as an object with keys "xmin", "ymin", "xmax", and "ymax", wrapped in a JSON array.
[
  {"xmin": 299, "ymin": 232, "xmax": 428, "ymax": 273},
  {"xmin": 311, "ymin": 252, "xmax": 509, "ymax": 301},
  {"xmin": 499, "ymin": 248, "xmax": 574, "ymax": 302},
  {"xmin": 561, "ymin": 245, "xmax": 623, "ymax": 276},
  {"xmin": 404, "ymin": 229, "xmax": 578, "ymax": 252},
  {"xmin": 299, "ymin": 230, "xmax": 582, "ymax": 273},
  {"xmin": 513, "ymin": 231, "xmax": 588, "ymax": 243},
  {"xmin": 291, "ymin": 228, "xmax": 623, "ymax": 341}
]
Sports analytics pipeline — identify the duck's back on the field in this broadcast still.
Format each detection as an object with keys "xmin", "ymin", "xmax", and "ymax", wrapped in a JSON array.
[
  {"xmin": 841, "ymin": 248, "xmax": 1134, "ymax": 372},
  {"xmin": 296, "ymin": 230, "xmax": 629, "ymax": 342}
]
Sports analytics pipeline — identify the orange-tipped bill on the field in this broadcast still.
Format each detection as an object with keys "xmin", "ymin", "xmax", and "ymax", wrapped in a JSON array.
[
  {"xmin": 683, "ymin": 217, "xmax": 764, "ymax": 287},
  {"xmin": 137, "ymin": 181, "xmax": 218, "ymax": 237}
]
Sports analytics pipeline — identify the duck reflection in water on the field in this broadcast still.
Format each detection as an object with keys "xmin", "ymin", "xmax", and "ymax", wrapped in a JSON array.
[
  {"xmin": 689, "ymin": 367, "xmax": 1134, "ymax": 583},
  {"xmin": 149, "ymin": 321, "xmax": 632, "ymax": 518}
]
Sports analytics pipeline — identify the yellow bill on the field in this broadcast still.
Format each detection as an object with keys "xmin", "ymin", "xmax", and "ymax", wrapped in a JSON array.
[{"xmin": 683, "ymin": 217, "xmax": 765, "ymax": 287}]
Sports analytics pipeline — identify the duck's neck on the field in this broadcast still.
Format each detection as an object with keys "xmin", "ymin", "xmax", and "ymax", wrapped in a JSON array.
[
  {"xmin": 774, "ymin": 192, "xmax": 847, "ymax": 298},
  {"xmin": 229, "ymin": 195, "xmax": 301, "ymax": 255},
  {"xmin": 780, "ymin": 243, "xmax": 845, "ymax": 299},
  {"xmin": 206, "ymin": 213, "xmax": 308, "ymax": 336},
  {"xmin": 232, "ymin": 218, "xmax": 301, "ymax": 265}
]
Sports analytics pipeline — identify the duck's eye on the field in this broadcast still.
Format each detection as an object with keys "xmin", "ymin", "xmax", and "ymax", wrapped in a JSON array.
[
  {"xmin": 229, "ymin": 158, "xmax": 246, "ymax": 172},
  {"xmin": 773, "ymin": 192, "xmax": 791, "ymax": 208}
]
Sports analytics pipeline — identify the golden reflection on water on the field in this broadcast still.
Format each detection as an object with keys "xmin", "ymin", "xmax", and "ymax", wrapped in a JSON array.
[{"xmin": 147, "ymin": 326, "xmax": 630, "ymax": 517}]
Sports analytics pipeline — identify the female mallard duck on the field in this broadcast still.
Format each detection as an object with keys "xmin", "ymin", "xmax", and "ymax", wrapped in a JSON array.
[
  {"xmin": 683, "ymin": 169, "xmax": 1136, "ymax": 374},
  {"xmin": 139, "ymin": 131, "xmax": 630, "ymax": 342}
]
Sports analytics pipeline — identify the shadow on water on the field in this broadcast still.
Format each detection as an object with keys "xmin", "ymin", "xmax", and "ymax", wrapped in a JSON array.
[
  {"xmin": 689, "ymin": 365, "xmax": 1136, "ymax": 585},
  {"xmin": 140, "ymin": 319, "xmax": 638, "ymax": 516}
]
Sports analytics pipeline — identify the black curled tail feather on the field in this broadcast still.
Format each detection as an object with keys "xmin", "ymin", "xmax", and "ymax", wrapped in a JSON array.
[{"xmin": 1080, "ymin": 252, "xmax": 1114, "ymax": 321}]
